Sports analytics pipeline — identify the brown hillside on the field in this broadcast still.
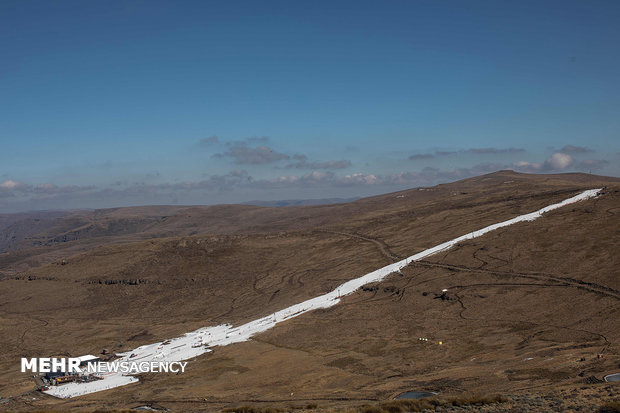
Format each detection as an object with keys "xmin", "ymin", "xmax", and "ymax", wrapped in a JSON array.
[{"xmin": 0, "ymin": 171, "xmax": 618, "ymax": 412}]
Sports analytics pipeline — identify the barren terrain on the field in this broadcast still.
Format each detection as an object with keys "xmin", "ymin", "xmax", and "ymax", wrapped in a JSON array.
[{"xmin": 0, "ymin": 171, "xmax": 618, "ymax": 412}]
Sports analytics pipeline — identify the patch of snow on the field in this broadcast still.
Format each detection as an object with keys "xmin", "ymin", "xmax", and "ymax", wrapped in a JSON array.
[{"xmin": 44, "ymin": 374, "xmax": 138, "ymax": 398}]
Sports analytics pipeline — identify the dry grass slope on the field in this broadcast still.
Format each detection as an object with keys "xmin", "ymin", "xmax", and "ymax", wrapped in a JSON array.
[{"xmin": 0, "ymin": 171, "xmax": 618, "ymax": 412}]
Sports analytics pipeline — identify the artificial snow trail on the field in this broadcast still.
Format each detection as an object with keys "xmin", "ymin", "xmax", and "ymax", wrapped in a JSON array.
[{"xmin": 44, "ymin": 188, "xmax": 602, "ymax": 398}]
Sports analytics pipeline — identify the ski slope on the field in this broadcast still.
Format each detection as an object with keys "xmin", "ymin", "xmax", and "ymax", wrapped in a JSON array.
[{"xmin": 44, "ymin": 188, "xmax": 602, "ymax": 398}]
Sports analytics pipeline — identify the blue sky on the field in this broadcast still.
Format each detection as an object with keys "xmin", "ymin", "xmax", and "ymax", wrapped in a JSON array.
[{"xmin": 1, "ymin": 0, "xmax": 618, "ymax": 212}]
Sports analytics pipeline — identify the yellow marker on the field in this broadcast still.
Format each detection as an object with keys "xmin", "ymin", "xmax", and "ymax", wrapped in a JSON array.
[{"xmin": 439, "ymin": 341, "xmax": 442, "ymax": 345}]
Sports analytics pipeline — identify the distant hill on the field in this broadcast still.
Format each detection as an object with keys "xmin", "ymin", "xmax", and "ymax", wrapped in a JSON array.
[{"xmin": 242, "ymin": 197, "xmax": 359, "ymax": 207}]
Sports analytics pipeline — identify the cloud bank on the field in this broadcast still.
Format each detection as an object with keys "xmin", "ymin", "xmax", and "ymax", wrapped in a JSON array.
[
  {"xmin": 409, "ymin": 147, "xmax": 525, "ymax": 160},
  {"xmin": 1, "ymin": 141, "xmax": 614, "ymax": 212}
]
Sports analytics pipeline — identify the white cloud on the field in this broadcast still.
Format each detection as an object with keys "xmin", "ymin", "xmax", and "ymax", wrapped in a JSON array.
[
  {"xmin": 339, "ymin": 173, "xmax": 379, "ymax": 185},
  {"xmin": 513, "ymin": 152, "xmax": 575, "ymax": 173},
  {"xmin": 0, "ymin": 180, "xmax": 21, "ymax": 189},
  {"xmin": 543, "ymin": 152, "xmax": 574, "ymax": 170},
  {"xmin": 513, "ymin": 160, "xmax": 542, "ymax": 172}
]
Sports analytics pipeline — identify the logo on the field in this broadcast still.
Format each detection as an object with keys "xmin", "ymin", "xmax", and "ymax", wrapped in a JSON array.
[{"xmin": 21, "ymin": 357, "xmax": 187, "ymax": 374}]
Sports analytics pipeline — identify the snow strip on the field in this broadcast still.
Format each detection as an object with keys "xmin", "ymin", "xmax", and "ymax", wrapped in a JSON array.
[{"xmin": 43, "ymin": 188, "xmax": 602, "ymax": 398}]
